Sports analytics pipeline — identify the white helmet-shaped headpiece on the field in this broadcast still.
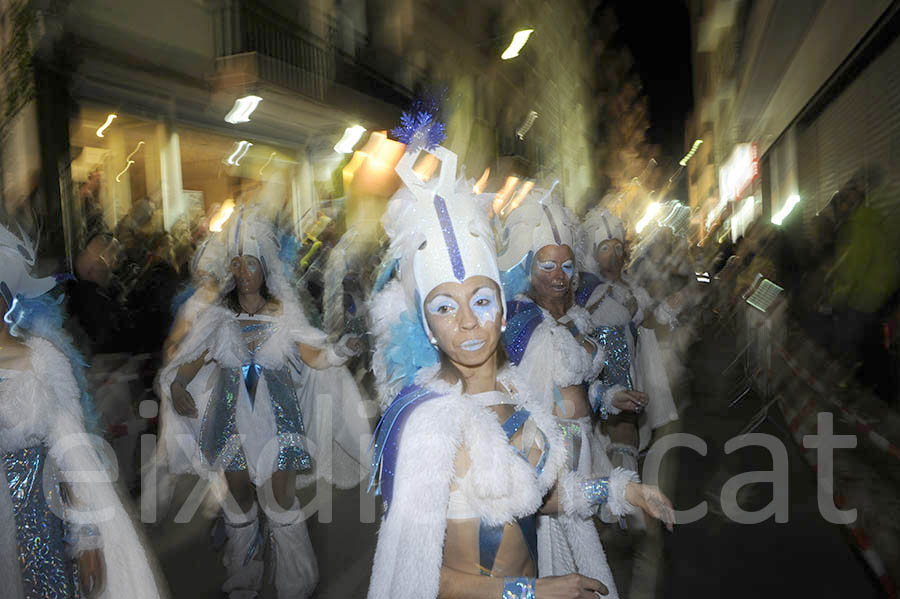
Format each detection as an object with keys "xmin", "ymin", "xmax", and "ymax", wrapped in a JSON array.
[
  {"xmin": 498, "ymin": 182, "xmax": 580, "ymax": 271},
  {"xmin": 384, "ymin": 144, "xmax": 503, "ymax": 323}
]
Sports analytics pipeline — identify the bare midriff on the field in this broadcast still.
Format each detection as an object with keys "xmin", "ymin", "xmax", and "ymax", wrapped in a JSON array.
[
  {"xmin": 555, "ymin": 384, "xmax": 591, "ymax": 419},
  {"xmin": 443, "ymin": 518, "xmax": 536, "ymax": 578}
]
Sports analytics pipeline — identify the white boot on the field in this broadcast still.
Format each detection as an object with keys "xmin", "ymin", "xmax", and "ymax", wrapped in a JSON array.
[
  {"xmin": 268, "ymin": 499, "xmax": 318, "ymax": 599},
  {"xmin": 608, "ymin": 443, "xmax": 646, "ymax": 530},
  {"xmin": 222, "ymin": 502, "xmax": 264, "ymax": 599}
]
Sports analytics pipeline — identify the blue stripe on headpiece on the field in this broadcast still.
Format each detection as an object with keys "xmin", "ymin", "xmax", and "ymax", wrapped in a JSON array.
[
  {"xmin": 541, "ymin": 204, "xmax": 562, "ymax": 245},
  {"xmin": 233, "ymin": 208, "xmax": 244, "ymax": 256},
  {"xmin": 433, "ymin": 194, "xmax": 466, "ymax": 281},
  {"xmin": 600, "ymin": 213, "xmax": 612, "ymax": 241}
]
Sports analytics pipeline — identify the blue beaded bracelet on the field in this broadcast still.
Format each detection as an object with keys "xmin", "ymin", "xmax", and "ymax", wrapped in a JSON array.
[{"xmin": 502, "ymin": 577, "xmax": 536, "ymax": 599}]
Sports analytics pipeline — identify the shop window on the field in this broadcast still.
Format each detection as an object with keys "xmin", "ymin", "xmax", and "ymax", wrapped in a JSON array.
[{"xmin": 66, "ymin": 106, "xmax": 304, "ymax": 277}]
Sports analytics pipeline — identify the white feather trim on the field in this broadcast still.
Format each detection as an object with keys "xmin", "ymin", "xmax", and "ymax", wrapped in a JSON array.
[
  {"xmin": 368, "ymin": 367, "xmax": 564, "ymax": 599},
  {"xmin": 0, "ymin": 338, "xmax": 166, "ymax": 599},
  {"xmin": 558, "ymin": 470, "xmax": 595, "ymax": 520},
  {"xmin": 607, "ymin": 466, "xmax": 640, "ymax": 518}
]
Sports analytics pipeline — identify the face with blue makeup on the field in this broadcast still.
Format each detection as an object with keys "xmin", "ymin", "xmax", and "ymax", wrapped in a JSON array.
[
  {"xmin": 595, "ymin": 239, "xmax": 625, "ymax": 279},
  {"xmin": 530, "ymin": 244, "xmax": 575, "ymax": 303},
  {"xmin": 423, "ymin": 276, "xmax": 505, "ymax": 369}
]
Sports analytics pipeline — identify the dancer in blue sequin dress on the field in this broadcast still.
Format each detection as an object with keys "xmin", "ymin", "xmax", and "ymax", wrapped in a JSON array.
[
  {"xmin": 156, "ymin": 210, "xmax": 370, "ymax": 599},
  {"xmin": 0, "ymin": 223, "xmax": 164, "ymax": 599}
]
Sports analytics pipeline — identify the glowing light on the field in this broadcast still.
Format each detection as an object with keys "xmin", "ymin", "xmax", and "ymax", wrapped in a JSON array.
[
  {"xmin": 516, "ymin": 111, "xmax": 539, "ymax": 139},
  {"xmin": 501, "ymin": 29, "xmax": 534, "ymax": 60},
  {"xmin": 126, "ymin": 140, "xmax": 145, "ymax": 161},
  {"xmin": 503, "ymin": 180, "xmax": 534, "ymax": 215},
  {"xmin": 679, "ymin": 139, "xmax": 703, "ymax": 166},
  {"xmin": 225, "ymin": 140, "xmax": 253, "ymax": 166},
  {"xmin": 635, "ymin": 202, "xmax": 660, "ymax": 233},
  {"xmin": 115, "ymin": 140, "xmax": 144, "ymax": 182},
  {"xmin": 115, "ymin": 161, "xmax": 134, "ymax": 183},
  {"xmin": 334, "ymin": 125, "xmax": 367, "ymax": 154},
  {"xmin": 473, "ymin": 167, "xmax": 490, "ymax": 194},
  {"xmin": 492, "ymin": 176, "xmax": 520, "ymax": 216},
  {"xmin": 96, "ymin": 114, "xmax": 117, "ymax": 137},
  {"xmin": 210, "ymin": 199, "xmax": 236, "ymax": 232},
  {"xmin": 719, "ymin": 143, "xmax": 758, "ymax": 203},
  {"xmin": 772, "ymin": 194, "xmax": 801, "ymax": 226},
  {"xmin": 224, "ymin": 95, "xmax": 263, "ymax": 124},
  {"xmin": 259, "ymin": 151, "xmax": 276, "ymax": 176}
]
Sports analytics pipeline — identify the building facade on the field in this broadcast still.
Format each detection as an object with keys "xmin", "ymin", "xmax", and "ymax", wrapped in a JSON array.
[
  {"xmin": 0, "ymin": 0, "xmax": 600, "ymax": 268},
  {"xmin": 684, "ymin": 0, "xmax": 900, "ymax": 248}
]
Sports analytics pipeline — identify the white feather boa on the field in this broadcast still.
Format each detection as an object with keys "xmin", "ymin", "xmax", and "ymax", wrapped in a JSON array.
[
  {"xmin": 0, "ymin": 338, "xmax": 166, "ymax": 599},
  {"xmin": 368, "ymin": 367, "xmax": 565, "ymax": 599}
]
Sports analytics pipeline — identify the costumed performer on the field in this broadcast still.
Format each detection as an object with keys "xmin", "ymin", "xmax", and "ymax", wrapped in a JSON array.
[
  {"xmin": 0, "ymin": 222, "xmax": 166, "ymax": 599},
  {"xmin": 577, "ymin": 208, "xmax": 682, "ymax": 501},
  {"xmin": 497, "ymin": 186, "xmax": 643, "ymax": 596},
  {"xmin": 366, "ymin": 137, "xmax": 675, "ymax": 599},
  {"xmin": 156, "ymin": 208, "xmax": 371, "ymax": 599}
]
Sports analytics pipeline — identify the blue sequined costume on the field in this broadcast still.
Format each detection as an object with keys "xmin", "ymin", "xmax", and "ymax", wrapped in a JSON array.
[
  {"xmin": 2, "ymin": 445, "xmax": 80, "ymax": 598},
  {"xmin": 197, "ymin": 317, "xmax": 311, "ymax": 476}
]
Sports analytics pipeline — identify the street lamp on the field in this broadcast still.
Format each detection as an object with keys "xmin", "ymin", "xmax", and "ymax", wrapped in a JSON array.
[
  {"xmin": 224, "ymin": 95, "xmax": 263, "ymax": 124},
  {"xmin": 501, "ymin": 29, "xmax": 534, "ymax": 59}
]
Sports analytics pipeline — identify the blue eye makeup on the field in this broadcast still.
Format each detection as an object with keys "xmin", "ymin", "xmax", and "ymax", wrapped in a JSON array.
[
  {"xmin": 538, "ymin": 261, "xmax": 557, "ymax": 272},
  {"xmin": 470, "ymin": 287, "xmax": 499, "ymax": 326},
  {"xmin": 561, "ymin": 260, "xmax": 574, "ymax": 277},
  {"xmin": 426, "ymin": 295, "xmax": 459, "ymax": 316}
]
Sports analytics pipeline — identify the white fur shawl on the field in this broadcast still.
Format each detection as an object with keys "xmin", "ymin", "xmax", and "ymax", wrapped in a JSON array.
[
  {"xmin": 0, "ymin": 338, "xmax": 166, "ymax": 599},
  {"xmin": 367, "ymin": 367, "xmax": 566, "ymax": 599}
]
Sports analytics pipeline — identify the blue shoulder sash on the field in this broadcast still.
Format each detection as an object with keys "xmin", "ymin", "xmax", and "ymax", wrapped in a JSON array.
[
  {"xmin": 575, "ymin": 271, "xmax": 602, "ymax": 307},
  {"xmin": 502, "ymin": 300, "xmax": 545, "ymax": 365},
  {"xmin": 367, "ymin": 384, "xmax": 444, "ymax": 514}
]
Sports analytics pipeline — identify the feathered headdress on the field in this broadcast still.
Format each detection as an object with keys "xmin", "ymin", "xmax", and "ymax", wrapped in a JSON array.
[
  {"xmin": 579, "ymin": 206, "xmax": 626, "ymax": 274},
  {"xmin": 368, "ymin": 143, "xmax": 501, "ymax": 406},
  {"xmin": 496, "ymin": 182, "xmax": 581, "ymax": 297}
]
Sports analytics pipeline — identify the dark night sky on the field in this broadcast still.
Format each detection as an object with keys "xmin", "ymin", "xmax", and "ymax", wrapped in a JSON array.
[{"xmin": 608, "ymin": 0, "xmax": 695, "ymax": 164}]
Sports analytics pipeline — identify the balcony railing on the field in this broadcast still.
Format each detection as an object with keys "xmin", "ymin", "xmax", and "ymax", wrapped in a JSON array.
[{"xmin": 214, "ymin": 0, "xmax": 334, "ymax": 102}]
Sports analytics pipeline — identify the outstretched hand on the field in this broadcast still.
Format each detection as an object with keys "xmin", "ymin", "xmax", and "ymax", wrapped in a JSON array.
[
  {"xmin": 612, "ymin": 390, "xmax": 649, "ymax": 413},
  {"xmin": 536, "ymin": 573, "xmax": 608, "ymax": 599},
  {"xmin": 626, "ymin": 483, "xmax": 676, "ymax": 531}
]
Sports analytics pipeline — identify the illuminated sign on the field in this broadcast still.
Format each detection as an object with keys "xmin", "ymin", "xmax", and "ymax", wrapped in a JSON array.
[{"xmin": 718, "ymin": 143, "xmax": 758, "ymax": 204}]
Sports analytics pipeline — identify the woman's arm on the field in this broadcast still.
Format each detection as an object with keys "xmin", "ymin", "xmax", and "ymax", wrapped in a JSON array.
[
  {"xmin": 60, "ymin": 482, "xmax": 106, "ymax": 598},
  {"xmin": 541, "ymin": 476, "xmax": 675, "ymax": 531},
  {"xmin": 296, "ymin": 335, "xmax": 362, "ymax": 370},
  {"xmin": 169, "ymin": 351, "xmax": 207, "ymax": 417}
]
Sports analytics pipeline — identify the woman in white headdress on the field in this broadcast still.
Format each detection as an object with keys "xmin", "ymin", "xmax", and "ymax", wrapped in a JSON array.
[
  {"xmin": 366, "ymin": 141, "xmax": 674, "ymax": 599},
  {"xmin": 0, "ymin": 223, "xmax": 165, "ymax": 599},
  {"xmin": 497, "ymin": 185, "xmax": 655, "ymax": 597},
  {"xmin": 578, "ymin": 207, "xmax": 681, "ymax": 480},
  {"xmin": 155, "ymin": 208, "xmax": 371, "ymax": 599}
]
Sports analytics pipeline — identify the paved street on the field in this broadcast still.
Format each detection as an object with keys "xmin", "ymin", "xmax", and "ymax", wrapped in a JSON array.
[{"xmin": 147, "ymin": 320, "xmax": 886, "ymax": 598}]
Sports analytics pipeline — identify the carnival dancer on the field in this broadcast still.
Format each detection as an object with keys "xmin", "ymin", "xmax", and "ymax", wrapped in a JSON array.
[
  {"xmin": 578, "ymin": 208, "xmax": 682, "ymax": 513},
  {"xmin": 366, "ymin": 139, "xmax": 675, "ymax": 599},
  {"xmin": 0, "ymin": 222, "xmax": 165, "ymax": 599},
  {"xmin": 496, "ymin": 185, "xmax": 633, "ymax": 595},
  {"xmin": 155, "ymin": 208, "xmax": 371, "ymax": 599}
]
